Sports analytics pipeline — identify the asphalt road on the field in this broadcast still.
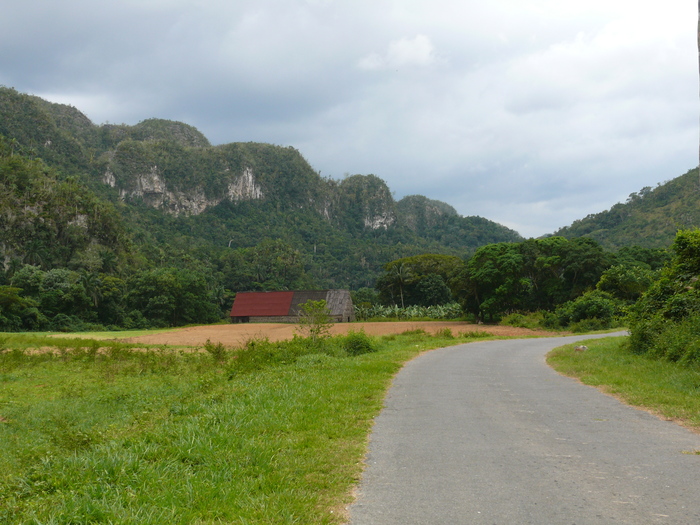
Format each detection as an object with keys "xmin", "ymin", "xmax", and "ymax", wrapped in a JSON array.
[{"xmin": 348, "ymin": 333, "xmax": 700, "ymax": 524}]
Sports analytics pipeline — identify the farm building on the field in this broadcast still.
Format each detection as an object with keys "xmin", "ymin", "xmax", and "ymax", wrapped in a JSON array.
[{"xmin": 229, "ymin": 290, "xmax": 355, "ymax": 323}]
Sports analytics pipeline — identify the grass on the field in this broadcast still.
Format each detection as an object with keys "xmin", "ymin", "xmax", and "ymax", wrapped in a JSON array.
[
  {"xmin": 46, "ymin": 327, "xmax": 182, "ymax": 340},
  {"xmin": 0, "ymin": 328, "xmax": 499, "ymax": 524},
  {"xmin": 547, "ymin": 336, "xmax": 700, "ymax": 431}
]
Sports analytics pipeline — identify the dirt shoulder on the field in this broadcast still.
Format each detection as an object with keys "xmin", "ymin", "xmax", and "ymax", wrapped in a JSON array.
[{"xmin": 119, "ymin": 321, "xmax": 561, "ymax": 347}]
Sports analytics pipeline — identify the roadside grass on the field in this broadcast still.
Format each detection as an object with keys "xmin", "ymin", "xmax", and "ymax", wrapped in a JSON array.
[
  {"xmin": 547, "ymin": 336, "xmax": 700, "ymax": 431},
  {"xmin": 0, "ymin": 328, "xmax": 499, "ymax": 524}
]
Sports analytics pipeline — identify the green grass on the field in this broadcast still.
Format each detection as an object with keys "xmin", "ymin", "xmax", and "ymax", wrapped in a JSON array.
[
  {"xmin": 0, "ymin": 329, "xmax": 499, "ymax": 524},
  {"xmin": 547, "ymin": 336, "xmax": 700, "ymax": 431}
]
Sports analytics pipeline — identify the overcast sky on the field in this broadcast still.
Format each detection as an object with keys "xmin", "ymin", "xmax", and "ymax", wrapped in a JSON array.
[{"xmin": 1, "ymin": 0, "xmax": 697, "ymax": 237}]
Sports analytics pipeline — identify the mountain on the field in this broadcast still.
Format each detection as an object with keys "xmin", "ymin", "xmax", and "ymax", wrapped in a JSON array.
[
  {"xmin": 553, "ymin": 168, "xmax": 700, "ymax": 249},
  {"xmin": 0, "ymin": 87, "xmax": 521, "ymax": 290}
]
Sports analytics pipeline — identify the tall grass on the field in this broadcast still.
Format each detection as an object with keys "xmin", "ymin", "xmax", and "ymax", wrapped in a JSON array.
[{"xmin": 0, "ymin": 329, "xmax": 495, "ymax": 524}]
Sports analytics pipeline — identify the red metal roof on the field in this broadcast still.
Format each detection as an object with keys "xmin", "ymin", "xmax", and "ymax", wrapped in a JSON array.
[{"xmin": 230, "ymin": 291, "xmax": 295, "ymax": 317}]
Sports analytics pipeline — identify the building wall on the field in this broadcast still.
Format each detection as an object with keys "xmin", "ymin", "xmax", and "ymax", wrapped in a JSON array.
[{"xmin": 247, "ymin": 316, "xmax": 299, "ymax": 323}]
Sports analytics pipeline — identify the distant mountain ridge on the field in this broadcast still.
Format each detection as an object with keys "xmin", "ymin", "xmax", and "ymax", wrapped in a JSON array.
[
  {"xmin": 0, "ymin": 87, "xmax": 518, "ymax": 234},
  {"xmin": 0, "ymin": 86, "xmax": 521, "ymax": 289},
  {"xmin": 553, "ymin": 168, "xmax": 700, "ymax": 249}
]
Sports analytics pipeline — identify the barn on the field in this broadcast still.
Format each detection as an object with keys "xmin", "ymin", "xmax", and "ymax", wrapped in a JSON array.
[{"xmin": 229, "ymin": 290, "xmax": 355, "ymax": 323}]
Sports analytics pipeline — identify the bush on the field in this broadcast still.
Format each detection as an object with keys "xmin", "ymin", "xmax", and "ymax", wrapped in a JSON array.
[
  {"xmin": 203, "ymin": 339, "xmax": 228, "ymax": 363},
  {"xmin": 500, "ymin": 311, "xmax": 548, "ymax": 330},
  {"xmin": 627, "ymin": 230, "xmax": 700, "ymax": 362},
  {"xmin": 627, "ymin": 313, "xmax": 666, "ymax": 355},
  {"xmin": 540, "ymin": 311, "xmax": 561, "ymax": 329},
  {"xmin": 568, "ymin": 318, "xmax": 612, "ymax": 333},
  {"xmin": 434, "ymin": 328, "xmax": 454, "ymax": 339},
  {"xmin": 228, "ymin": 335, "xmax": 341, "ymax": 375},
  {"xmin": 642, "ymin": 314, "xmax": 700, "ymax": 364},
  {"xmin": 342, "ymin": 330, "xmax": 377, "ymax": 356},
  {"xmin": 555, "ymin": 290, "xmax": 625, "ymax": 329},
  {"xmin": 49, "ymin": 313, "xmax": 102, "ymax": 332}
]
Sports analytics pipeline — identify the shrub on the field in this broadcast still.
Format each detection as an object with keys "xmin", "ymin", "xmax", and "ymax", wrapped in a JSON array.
[
  {"xmin": 627, "ymin": 230, "xmax": 700, "ymax": 361},
  {"xmin": 203, "ymin": 339, "xmax": 228, "ymax": 363},
  {"xmin": 228, "ymin": 335, "xmax": 337, "ymax": 375},
  {"xmin": 540, "ymin": 311, "xmax": 561, "ymax": 329},
  {"xmin": 644, "ymin": 314, "xmax": 700, "ymax": 364},
  {"xmin": 627, "ymin": 313, "xmax": 666, "ymax": 355},
  {"xmin": 459, "ymin": 330, "xmax": 493, "ymax": 339},
  {"xmin": 555, "ymin": 290, "xmax": 625, "ymax": 329},
  {"xmin": 568, "ymin": 318, "xmax": 611, "ymax": 333},
  {"xmin": 501, "ymin": 313, "xmax": 526, "ymax": 327},
  {"xmin": 434, "ymin": 328, "xmax": 454, "ymax": 339},
  {"xmin": 500, "ymin": 311, "xmax": 548, "ymax": 330},
  {"xmin": 342, "ymin": 330, "xmax": 377, "ymax": 356},
  {"xmin": 229, "ymin": 336, "xmax": 281, "ymax": 374}
]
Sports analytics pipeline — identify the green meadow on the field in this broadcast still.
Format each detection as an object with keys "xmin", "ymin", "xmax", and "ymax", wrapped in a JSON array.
[
  {"xmin": 0, "ymin": 329, "xmax": 493, "ymax": 524},
  {"xmin": 4, "ymin": 330, "xmax": 698, "ymax": 524}
]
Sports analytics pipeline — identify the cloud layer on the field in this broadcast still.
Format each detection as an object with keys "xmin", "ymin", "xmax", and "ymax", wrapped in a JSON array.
[{"xmin": 1, "ymin": 0, "xmax": 696, "ymax": 237}]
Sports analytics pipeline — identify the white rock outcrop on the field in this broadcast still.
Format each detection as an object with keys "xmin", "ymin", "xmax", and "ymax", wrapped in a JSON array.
[{"xmin": 108, "ymin": 166, "xmax": 264, "ymax": 216}]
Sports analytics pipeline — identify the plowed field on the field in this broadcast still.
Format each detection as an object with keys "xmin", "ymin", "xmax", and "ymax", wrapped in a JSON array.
[{"xmin": 120, "ymin": 322, "xmax": 560, "ymax": 347}]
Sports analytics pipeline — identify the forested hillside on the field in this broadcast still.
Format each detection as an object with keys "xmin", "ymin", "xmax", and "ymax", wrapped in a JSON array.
[
  {"xmin": 554, "ymin": 168, "xmax": 700, "ymax": 249},
  {"xmin": 0, "ymin": 87, "xmax": 524, "ymax": 330}
]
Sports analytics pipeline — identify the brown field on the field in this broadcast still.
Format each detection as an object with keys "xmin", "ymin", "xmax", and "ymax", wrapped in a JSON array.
[{"xmin": 119, "ymin": 321, "xmax": 560, "ymax": 347}]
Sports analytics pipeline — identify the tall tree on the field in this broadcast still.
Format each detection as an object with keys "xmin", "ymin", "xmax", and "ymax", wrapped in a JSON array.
[{"xmin": 391, "ymin": 263, "xmax": 412, "ymax": 308}]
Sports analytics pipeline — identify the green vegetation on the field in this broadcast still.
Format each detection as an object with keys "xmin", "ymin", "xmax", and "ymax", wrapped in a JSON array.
[
  {"xmin": 548, "ymin": 337, "xmax": 700, "ymax": 431},
  {"xmin": 0, "ymin": 329, "xmax": 496, "ymax": 524},
  {"xmin": 627, "ymin": 229, "xmax": 700, "ymax": 365},
  {"xmin": 554, "ymin": 168, "xmax": 700, "ymax": 249},
  {"xmin": 354, "ymin": 303, "xmax": 463, "ymax": 321},
  {"xmin": 547, "ymin": 229, "xmax": 700, "ymax": 431},
  {"xmin": 296, "ymin": 299, "xmax": 333, "ymax": 344},
  {"xmin": 458, "ymin": 237, "xmax": 664, "ymax": 328},
  {"xmin": 376, "ymin": 254, "xmax": 462, "ymax": 308}
]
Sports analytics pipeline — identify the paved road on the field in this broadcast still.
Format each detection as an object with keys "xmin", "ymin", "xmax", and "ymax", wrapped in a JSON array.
[{"xmin": 348, "ymin": 334, "xmax": 700, "ymax": 524}]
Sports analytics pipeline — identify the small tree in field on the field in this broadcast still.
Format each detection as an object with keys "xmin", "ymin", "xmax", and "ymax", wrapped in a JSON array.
[{"xmin": 296, "ymin": 299, "xmax": 333, "ymax": 344}]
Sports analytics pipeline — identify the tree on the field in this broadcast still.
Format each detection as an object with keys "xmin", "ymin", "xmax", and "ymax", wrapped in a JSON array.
[
  {"xmin": 415, "ymin": 273, "xmax": 452, "ymax": 307},
  {"xmin": 80, "ymin": 271, "xmax": 102, "ymax": 309},
  {"xmin": 459, "ymin": 237, "xmax": 614, "ymax": 321},
  {"xmin": 596, "ymin": 264, "xmax": 654, "ymax": 302},
  {"xmin": 559, "ymin": 237, "xmax": 611, "ymax": 298},
  {"xmin": 126, "ymin": 267, "xmax": 221, "ymax": 327},
  {"xmin": 0, "ymin": 285, "xmax": 43, "ymax": 331},
  {"xmin": 221, "ymin": 239, "xmax": 311, "ymax": 292},
  {"xmin": 296, "ymin": 299, "xmax": 333, "ymax": 344},
  {"xmin": 461, "ymin": 242, "xmax": 528, "ymax": 321}
]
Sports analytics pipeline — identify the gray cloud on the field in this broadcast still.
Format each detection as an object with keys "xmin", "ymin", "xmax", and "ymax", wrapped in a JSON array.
[{"xmin": 1, "ymin": 0, "xmax": 696, "ymax": 238}]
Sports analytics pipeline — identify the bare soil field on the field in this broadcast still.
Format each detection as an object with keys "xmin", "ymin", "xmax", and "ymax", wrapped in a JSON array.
[{"xmin": 120, "ymin": 322, "xmax": 560, "ymax": 347}]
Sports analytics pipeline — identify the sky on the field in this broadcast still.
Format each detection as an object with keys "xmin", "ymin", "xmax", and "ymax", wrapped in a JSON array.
[{"xmin": 1, "ymin": 0, "xmax": 697, "ymax": 238}]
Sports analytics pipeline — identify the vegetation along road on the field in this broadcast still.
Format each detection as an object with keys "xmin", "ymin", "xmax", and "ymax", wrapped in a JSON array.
[{"xmin": 349, "ymin": 333, "xmax": 700, "ymax": 524}]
